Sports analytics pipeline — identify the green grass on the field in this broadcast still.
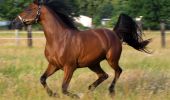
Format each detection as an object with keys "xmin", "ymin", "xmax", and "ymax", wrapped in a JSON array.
[{"xmin": 0, "ymin": 31, "xmax": 170, "ymax": 100}]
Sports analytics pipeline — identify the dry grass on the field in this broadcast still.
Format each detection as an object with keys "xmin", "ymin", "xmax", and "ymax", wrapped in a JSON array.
[{"xmin": 0, "ymin": 30, "xmax": 170, "ymax": 100}]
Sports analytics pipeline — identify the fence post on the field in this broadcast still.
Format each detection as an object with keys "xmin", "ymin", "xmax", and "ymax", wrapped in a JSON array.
[
  {"xmin": 160, "ymin": 20, "xmax": 166, "ymax": 48},
  {"xmin": 27, "ymin": 25, "xmax": 32, "ymax": 47},
  {"xmin": 15, "ymin": 29, "xmax": 19, "ymax": 46}
]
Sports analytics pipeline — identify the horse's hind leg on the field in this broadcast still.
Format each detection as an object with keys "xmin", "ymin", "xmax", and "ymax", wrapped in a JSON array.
[
  {"xmin": 40, "ymin": 63, "xmax": 60, "ymax": 97},
  {"xmin": 108, "ymin": 62, "xmax": 122, "ymax": 96},
  {"xmin": 106, "ymin": 49, "xmax": 122, "ymax": 96},
  {"xmin": 88, "ymin": 64, "xmax": 108, "ymax": 91}
]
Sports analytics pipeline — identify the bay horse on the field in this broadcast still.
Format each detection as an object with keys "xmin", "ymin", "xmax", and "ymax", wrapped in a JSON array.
[{"xmin": 12, "ymin": 0, "xmax": 150, "ymax": 98}]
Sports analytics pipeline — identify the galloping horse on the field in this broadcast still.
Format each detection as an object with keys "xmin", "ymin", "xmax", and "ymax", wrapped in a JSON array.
[{"xmin": 12, "ymin": 0, "xmax": 150, "ymax": 98}]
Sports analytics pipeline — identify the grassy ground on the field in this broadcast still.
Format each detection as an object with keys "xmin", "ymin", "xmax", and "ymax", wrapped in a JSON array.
[{"xmin": 0, "ymin": 30, "xmax": 170, "ymax": 100}]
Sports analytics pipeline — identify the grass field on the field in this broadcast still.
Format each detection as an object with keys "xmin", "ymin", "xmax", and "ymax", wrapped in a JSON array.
[{"xmin": 0, "ymin": 30, "xmax": 170, "ymax": 100}]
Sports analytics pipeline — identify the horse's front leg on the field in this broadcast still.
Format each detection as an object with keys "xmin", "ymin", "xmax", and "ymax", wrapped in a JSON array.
[
  {"xmin": 62, "ymin": 65, "xmax": 79, "ymax": 98},
  {"xmin": 40, "ymin": 63, "xmax": 60, "ymax": 97}
]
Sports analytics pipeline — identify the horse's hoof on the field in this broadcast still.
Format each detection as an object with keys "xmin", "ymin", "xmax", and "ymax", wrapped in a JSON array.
[
  {"xmin": 47, "ymin": 90, "xmax": 59, "ymax": 98},
  {"xmin": 88, "ymin": 85, "xmax": 95, "ymax": 91}
]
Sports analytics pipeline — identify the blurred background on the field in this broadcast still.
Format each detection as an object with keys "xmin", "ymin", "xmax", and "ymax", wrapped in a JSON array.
[{"xmin": 0, "ymin": 0, "xmax": 170, "ymax": 100}]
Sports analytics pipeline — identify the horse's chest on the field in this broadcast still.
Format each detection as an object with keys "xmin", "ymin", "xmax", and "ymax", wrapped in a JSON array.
[
  {"xmin": 44, "ymin": 46, "xmax": 76, "ymax": 66},
  {"xmin": 44, "ymin": 48, "xmax": 60, "ymax": 65}
]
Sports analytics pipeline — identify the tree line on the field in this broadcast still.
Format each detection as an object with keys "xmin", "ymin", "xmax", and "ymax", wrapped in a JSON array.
[{"xmin": 0, "ymin": 0, "xmax": 170, "ymax": 30}]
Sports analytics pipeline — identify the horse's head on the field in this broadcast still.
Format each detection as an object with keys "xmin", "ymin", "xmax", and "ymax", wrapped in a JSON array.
[{"xmin": 12, "ymin": 0, "xmax": 45, "ymax": 29}]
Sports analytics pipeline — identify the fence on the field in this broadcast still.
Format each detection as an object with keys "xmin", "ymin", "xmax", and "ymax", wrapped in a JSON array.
[
  {"xmin": 0, "ymin": 30, "xmax": 45, "ymax": 47},
  {"xmin": 0, "ymin": 29, "xmax": 169, "ymax": 48}
]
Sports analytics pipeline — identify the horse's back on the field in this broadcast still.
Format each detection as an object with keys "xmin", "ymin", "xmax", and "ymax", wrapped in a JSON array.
[{"xmin": 78, "ymin": 28, "xmax": 121, "ymax": 50}]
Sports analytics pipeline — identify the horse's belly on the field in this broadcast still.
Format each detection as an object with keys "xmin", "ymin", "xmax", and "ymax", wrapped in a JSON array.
[{"xmin": 78, "ymin": 52, "xmax": 105, "ymax": 67}]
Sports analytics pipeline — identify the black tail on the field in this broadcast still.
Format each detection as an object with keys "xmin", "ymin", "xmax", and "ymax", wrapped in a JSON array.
[{"xmin": 114, "ymin": 13, "xmax": 151, "ymax": 53}]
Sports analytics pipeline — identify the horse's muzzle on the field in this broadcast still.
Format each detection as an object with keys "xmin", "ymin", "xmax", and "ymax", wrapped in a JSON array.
[{"xmin": 11, "ymin": 18, "xmax": 24, "ymax": 29}]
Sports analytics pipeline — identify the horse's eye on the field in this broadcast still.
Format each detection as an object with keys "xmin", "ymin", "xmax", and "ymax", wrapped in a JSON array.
[{"xmin": 25, "ymin": 8, "xmax": 32, "ymax": 12}]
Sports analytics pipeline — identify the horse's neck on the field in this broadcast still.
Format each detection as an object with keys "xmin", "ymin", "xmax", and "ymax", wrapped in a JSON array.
[{"xmin": 40, "ymin": 6, "xmax": 68, "ymax": 44}]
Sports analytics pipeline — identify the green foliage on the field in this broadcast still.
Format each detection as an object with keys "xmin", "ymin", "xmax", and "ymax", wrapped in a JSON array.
[
  {"xmin": 75, "ymin": 0, "xmax": 104, "ymax": 17},
  {"xmin": 0, "ymin": 0, "xmax": 170, "ymax": 29},
  {"xmin": 98, "ymin": 2, "xmax": 114, "ymax": 18},
  {"xmin": 108, "ymin": 14, "xmax": 120, "ymax": 27},
  {"xmin": 67, "ymin": 0, "xmax": 80, "ymax": 16},
  {"xmin": 0, "ymin": 0, "xmax": 31, "ymax": 20},
  {"xmin": 115, "ymin": 0, "xmax": 170, "ymax": 30},
  {"xmin": 141, "ymin": 0, "xmax": 170, "ymax": 29},
  {"xmin": 74, "ymin": 0, "xmax": 114, "ymax": 26},
  {"xmin": 92, "ymin": 15, "xmax": 101, "ymax": 27}
]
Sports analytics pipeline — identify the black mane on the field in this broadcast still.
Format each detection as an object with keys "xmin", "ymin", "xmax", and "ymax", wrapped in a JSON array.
[{"xmin": 45, "ymin": 0, "xmax": 78, "ymax": 30}]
